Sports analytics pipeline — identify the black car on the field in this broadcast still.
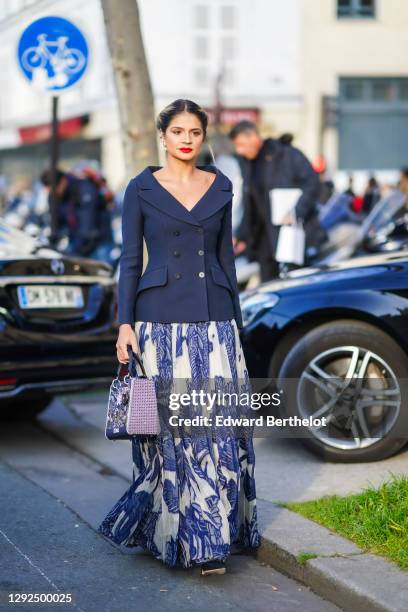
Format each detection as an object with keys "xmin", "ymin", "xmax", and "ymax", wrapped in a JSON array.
[
  {"xmin": 0, "ymin": 221, "xmax": 118, "ymax": 419},
  {"xmin": 239, "ymin": 251, "xmax": 408, "ymax": 462}
]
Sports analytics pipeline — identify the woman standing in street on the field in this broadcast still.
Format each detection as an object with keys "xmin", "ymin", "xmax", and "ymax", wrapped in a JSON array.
[{"xmin": 98, "ymin": 99, "xmax": 261, "ymax": 575}]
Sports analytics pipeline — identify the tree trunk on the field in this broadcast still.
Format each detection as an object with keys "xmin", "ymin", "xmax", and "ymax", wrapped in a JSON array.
[{"xmin": 100, "ymin": 0, "xmax": 158, "ymax": 179}]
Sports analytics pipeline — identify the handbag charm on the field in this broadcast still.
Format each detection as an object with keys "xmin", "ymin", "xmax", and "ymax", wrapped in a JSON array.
[{"xmin": 105, "ymin": 346, "xmax": 160, "ymax": 440}]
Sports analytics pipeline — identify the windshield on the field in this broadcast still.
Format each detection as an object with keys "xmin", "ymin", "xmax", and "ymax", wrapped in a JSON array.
[
  {"xmin": 361, "ymin": 189, "xmax": 407, "ymax": 235},
  {"xmin": 0, "ymin": 220, "xmax": 45, "ymax": 254}
]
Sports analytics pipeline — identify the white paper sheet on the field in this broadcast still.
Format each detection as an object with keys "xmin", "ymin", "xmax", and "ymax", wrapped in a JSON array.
[
  {"xmin": 275, "ymin": 224, "xmax": 305, "ymax": 265},
  {"xmin": 269, "ymin": 188, "xmax": 302, "ymax": 225}
]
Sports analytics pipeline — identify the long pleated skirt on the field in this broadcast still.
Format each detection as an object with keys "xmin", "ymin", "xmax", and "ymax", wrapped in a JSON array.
[{"xmin": 98, "ymin": 318, "xmax": 261, "ymax": 568}]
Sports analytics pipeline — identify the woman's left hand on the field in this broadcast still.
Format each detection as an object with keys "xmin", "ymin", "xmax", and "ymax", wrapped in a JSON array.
[{"xmin": 281, "ymin": 211, "xmax": 296, "ymax": 225}]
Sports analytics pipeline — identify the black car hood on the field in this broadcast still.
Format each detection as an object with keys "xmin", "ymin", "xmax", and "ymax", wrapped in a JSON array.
[{"xmin": 252, "ymin": 251, "xmax": 408, "ymax": 294}]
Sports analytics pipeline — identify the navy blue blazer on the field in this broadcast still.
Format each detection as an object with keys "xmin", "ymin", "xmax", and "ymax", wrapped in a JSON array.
[{"xmin": 117, "ymin": 164, "xmax": 244, "ymax": 329}]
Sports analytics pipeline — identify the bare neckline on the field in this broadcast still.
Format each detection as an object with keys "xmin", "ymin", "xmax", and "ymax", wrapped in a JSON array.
[{"xmin": 150, "ymin": 166, "xmax": 218, "ymax": 213}]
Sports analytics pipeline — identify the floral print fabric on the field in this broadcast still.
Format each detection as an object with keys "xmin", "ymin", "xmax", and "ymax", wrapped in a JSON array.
[{"xmin": 98, "ymin": 319, "xmax": 261, "ymax": 568}]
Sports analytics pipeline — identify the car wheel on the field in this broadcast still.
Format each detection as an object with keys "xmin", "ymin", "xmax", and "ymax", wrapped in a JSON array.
[
  {"xmin": 277, "ymin": 319, "xmax": 408, "ymax": 462},
  {"xmin": 0, "ymin": 395, "xmax": 52, "ymax": 421}
]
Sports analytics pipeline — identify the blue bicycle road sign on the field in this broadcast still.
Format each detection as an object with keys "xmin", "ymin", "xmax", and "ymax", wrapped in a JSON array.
[{"xmin": 17, "ymin": 16, "xmax": 89, "ymax": 93}]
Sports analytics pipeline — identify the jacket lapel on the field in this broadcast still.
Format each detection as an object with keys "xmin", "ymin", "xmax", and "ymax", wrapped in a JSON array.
[{"xmin": 136, "ymin": 165, "xmax": 233, "ymax": 227}]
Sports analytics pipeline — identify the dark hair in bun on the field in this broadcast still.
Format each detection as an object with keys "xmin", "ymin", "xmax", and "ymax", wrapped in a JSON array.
[{"xmin": 156, "ymin": 99, "xmax": 208, "ymax": 139}]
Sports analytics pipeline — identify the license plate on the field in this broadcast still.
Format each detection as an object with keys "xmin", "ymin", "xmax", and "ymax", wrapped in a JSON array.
[{"xmin": 17, "ymin": 285, "xmax": 84, "ymax": 309}]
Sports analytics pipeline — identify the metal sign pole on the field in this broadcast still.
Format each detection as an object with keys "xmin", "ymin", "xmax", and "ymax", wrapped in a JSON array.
[
  {"xmin": 49, "ymin": 95, "xmax": 59, "ymax": 245},
  {"xmin": 17, "ymin": 15, "xmax": 89, "ymax": 248}
]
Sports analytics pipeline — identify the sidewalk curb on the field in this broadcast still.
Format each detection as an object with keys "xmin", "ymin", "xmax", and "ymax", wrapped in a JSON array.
[{"xmin": 256, "ymin": 499, "xmax": 408, "ymax": 612}]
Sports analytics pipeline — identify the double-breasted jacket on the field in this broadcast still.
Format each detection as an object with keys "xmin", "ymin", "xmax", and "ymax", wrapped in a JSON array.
[{"xmin": 117, "ymin": 164, "xmax": 243, "ymax": 329}]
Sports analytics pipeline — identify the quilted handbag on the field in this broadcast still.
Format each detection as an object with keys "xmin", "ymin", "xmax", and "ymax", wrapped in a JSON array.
[{"xmin": 105, "ymin": 346, "xmax": 160, "ymax": 440}]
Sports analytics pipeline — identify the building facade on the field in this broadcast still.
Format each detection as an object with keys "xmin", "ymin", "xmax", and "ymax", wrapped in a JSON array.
[
  {"xmin": 0, "ymin": 0, "xmax": 304, "ymax": 189},
  {"xmin": 0, "ymin": 0, "xmax": 406, "ymax": 191},
  {"xmin": 302, "ymin": 0, "xmax": 408, "ymax": 188}
]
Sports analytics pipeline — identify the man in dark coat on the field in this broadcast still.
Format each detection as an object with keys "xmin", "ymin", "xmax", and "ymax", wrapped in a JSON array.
[
  {"xmin": 229, "ymin": 121, "xmax": 324, "ymax": 281},
  {"xmin": 40, "ymin": 168, "xmax": 113, "ymax": 258}
]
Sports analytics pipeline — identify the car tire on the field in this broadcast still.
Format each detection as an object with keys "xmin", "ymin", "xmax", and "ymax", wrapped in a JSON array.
[{"xmin": 277, "ymin": 319, "xmax": 408, "ymax": 462}]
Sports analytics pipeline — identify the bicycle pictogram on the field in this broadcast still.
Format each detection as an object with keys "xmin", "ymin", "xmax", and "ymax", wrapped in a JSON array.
[{"xmin": 21, "ymin": 33, "xmax": 86, "ymax": 75}]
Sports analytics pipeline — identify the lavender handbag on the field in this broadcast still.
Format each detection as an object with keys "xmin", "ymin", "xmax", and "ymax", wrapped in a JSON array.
[{"xmin": 105, "ymin": 346, "xmax": 160, "ymax": 440}]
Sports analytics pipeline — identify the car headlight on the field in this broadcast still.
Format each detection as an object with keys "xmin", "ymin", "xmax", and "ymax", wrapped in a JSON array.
[{"xmin": 240, "ymin": 292, "xmax": 280, "ymax": 326}]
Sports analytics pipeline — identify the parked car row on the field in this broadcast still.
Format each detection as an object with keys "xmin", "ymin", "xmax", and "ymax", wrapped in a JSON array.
[
  {"xmin": 0, "ymin": 220, "xmax": 118, "ymax": 420},
  {"xmin": 3, "ymin": 204, "xmax": 408, "ymax": 463}
]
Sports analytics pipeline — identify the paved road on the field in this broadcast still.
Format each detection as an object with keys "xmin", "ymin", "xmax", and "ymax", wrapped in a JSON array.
[{"xmin": 0, "ymin": 396, "xmax": 341, "ymax": 612}]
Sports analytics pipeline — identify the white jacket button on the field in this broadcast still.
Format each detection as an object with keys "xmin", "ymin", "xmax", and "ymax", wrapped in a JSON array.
[{"xmin": 198, "ymin": 271, "xmax": 205, "ymax": 278}]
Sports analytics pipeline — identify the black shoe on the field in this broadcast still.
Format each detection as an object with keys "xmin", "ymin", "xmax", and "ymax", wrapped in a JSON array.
[{"xmin": 200, "ymin": 560, "xmax": 226, "ymax": 576}]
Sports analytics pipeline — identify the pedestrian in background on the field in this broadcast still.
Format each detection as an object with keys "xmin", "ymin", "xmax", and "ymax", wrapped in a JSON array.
[
  {"xmin": 40, "ymin": 167, "xmax": 114, "ymax": 261},
  {"xmin": 344, "ymin": 174, "xmax": 355, "ymax": 197},
  {"xmin": 228, "ymin": 121, "xmax": 321, "ymax": 281},
  {"xmin": 398, "ymin": 167, "xmax": 408, "ymax": 208},
  {"xmin": 362, "ymin": 176, "xmax": 381, "ymax": 215}
]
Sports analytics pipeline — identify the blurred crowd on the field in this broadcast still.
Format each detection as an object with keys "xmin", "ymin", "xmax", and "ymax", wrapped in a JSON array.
[
  {"xmin": 0, "ymin": 160, "xmax": 122, "ymax": 267},
  {"xmin": 0, "ymin": 143, "xmax": 407, "ymax": 280}
]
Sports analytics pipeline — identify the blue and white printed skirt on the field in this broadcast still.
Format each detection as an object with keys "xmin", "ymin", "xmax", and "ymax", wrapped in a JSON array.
[{"xmin": 98, "ymin": 318, "xmax": 261, "ymax": 568}]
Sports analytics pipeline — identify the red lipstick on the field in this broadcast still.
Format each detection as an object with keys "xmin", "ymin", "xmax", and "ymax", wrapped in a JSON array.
[{"xmin": 180, "ymin": 147, "xmax": 192, "ymax": 153}]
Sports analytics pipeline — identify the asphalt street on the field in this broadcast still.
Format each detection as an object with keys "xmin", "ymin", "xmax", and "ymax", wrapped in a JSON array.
[{"xmin": 0, "ymin": 395, "xmax": 342, "ymax": 612}]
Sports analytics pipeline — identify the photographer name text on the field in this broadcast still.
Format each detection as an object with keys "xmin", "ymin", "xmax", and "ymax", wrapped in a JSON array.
[{"xmin": 168, "ymin": 415, "xmax": 327, "ymax": 428}]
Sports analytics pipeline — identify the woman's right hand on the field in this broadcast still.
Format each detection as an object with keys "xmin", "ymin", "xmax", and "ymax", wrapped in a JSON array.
[
  {"xmin": 116, "ymin": 324, "xmax": 141, "ymax": 364},
  {"xmin": 232, "ymin": 237, "xmax": 247, "ymax": 255}
]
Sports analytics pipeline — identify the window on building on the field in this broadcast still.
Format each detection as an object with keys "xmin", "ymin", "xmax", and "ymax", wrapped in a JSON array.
[
  {"xmin": 8, "ymin": 0, "xmax": 22, "ymax": 14},
  {"xmin": 399, "ymin": 81, "xmax": 408, "ymax": 101},
  {"xmin": 371, "ymin": 79, "xmax": 394, "ymax": 101},
  {"xmin": 340, "ymin": 78, "xmax": 408, "ymax": 102},
  {"xmin": 342, "ymin": 79, "xmax": 365, "ymax": 100},
  {"xmin": 337, "ymin": 0, "xmax": 375, "ymax": 18},
  {"xmin": 223, "ymin": 66, "xmax": 235, "ymax": 87},
  {"xmin": 194, "ymin": 36, "xmax": 208, "ymax": 60},
  {"xmin": 194, "ymin": 65, "xmax": 208, "ymax": 87},
  {"xmin": 221, "ymin": 37, "xmax": 235, "ymax": 61},
  {"xmin": 0, "ymin": 0, "xmax": 10, "ymax": 20},
  {"xmin": 338, "ymin": 76, "xmax": 408, "ymax": 170},
  {"xmin": 194, "ymin": 4, "xmax": 209, "ymax": 29},
  {"xmin": 220, "ymin": 5, "xmax": 235, "ymax": 29}
]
